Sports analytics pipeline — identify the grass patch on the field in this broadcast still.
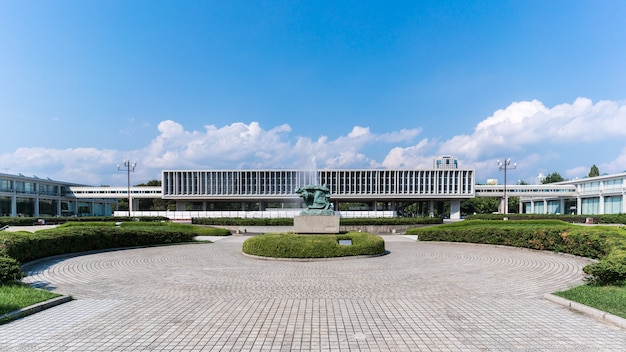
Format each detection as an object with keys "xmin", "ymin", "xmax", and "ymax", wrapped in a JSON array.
[
  {"xmin": 0, "ymin": 283, "xmax": 60, "ymax": 318},
  {"xmin": 556, "ymin": 282, "xmax": 626, "ymax": 319},
  {"xmin": 242, "ymin": 232, "xmax": 385, "ymax": 258}
]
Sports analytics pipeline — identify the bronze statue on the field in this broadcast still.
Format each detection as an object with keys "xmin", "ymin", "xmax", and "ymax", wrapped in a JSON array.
[{"xmin": 295, "ymin": 184, "xmax": 334, "ymax": 215}]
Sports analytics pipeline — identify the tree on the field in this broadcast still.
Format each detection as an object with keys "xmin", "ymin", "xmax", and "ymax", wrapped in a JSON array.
[
  {"xmin": 588, "ymin": 164, "xmax": 600, "ymax": 178},
  {"xmin": 135, "ymin": 179, "xmax": 161, "ymax": 186},
  {"xmin": 542, "ymin": 172, "xmax": 565, "ymax": 184},
  {"xmin": 461, "ymin": 197, "xmax": 498, "ymax": 215},
  {"xmin": 132, "ymin": 179, "xmax": 172, "ymax": 211}
]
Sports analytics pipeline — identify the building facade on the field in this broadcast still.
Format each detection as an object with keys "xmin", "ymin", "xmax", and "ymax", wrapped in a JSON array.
[
  {"xmin": 160, "ymin": 166, "xmax": 475, "ymax": 219},
  {"xmin": 3, "ymin": 156, "xmax": 626, "ymax": 219},
  {"xmin": 519, "ymin": 172, "xmax": 626, "ymax": 215},
  {"xmin": 0, "ymin": 173, "xmax": 116, "ymax": 217}
]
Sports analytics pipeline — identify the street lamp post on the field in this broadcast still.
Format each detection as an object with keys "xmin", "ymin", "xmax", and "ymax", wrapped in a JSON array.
[
  {"xmin": 497, "ymin": 158, "xmax": 516, "ymax": 214},
  {"xmin": 118, "ymin": 160, "xmax": 137, "ymax": 217}
]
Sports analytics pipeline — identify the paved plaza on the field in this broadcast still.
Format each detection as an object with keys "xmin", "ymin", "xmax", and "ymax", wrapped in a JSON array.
[{"xmin": 2, "ymin": 234, "xmax": 626, "ymax": 351}]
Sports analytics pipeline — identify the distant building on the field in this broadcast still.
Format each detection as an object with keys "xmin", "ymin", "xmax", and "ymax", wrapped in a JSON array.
[
  {"xmin": 433, "ymin": 155, "xmax": 459, "ymax": 169},
  {"xmin": 3, "ymin": 157, "xmax": 626, "ymax": 219},
  {"xmin": 0, "ymin": 173, "xmax": 116, "ymax": 217}
]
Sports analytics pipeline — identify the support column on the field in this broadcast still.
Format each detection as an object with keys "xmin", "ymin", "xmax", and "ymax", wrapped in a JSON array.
[
  {"xmin": 429, "ymin": 200, "xmax": 434, "ymax": 217},
  {"xmin": 35, "ymin": 196, "xmax": 40, "ymax": 217},
  {"xmin": 131, "ymin": 199, "xmax": 139, "ymax": 214},
  {"xmin": 450, "ymin": 199, "xmax": 461, "ymax": 220},
  {"xmin": 530, "ymin": 200, "xmax": 535, "ymax": 214},
  {"xmin": 599, "ymin": 195, "xmax": 605, "ymax": 215},
  {"xmin": 577, "ymin": 197, "xmax": 582, "ymax": 215},
  {"xmin": 57, "ymin": 199, "xmax": 62, "ymax": 217},
  {"xmin": 543, "ymin": 199, "xmax": 548, "ymax": 214},
  {"xmin": 559, "ymin": 198, "xmax": 565, "ymax": 215},
  {"xmin": 11, "ymin": 194, "xmax": 17, "ymax": 217}
]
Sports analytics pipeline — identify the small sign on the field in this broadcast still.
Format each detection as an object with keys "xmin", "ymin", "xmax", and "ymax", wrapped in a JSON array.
[{"xmin": 338, "ymin": 239, "xmax": 352, "ymax": 246}]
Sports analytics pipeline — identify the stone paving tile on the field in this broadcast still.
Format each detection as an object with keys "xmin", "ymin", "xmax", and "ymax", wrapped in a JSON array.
[{"xmin": 1, "ymin": 235, "xmax": 625, "ymax": 351}]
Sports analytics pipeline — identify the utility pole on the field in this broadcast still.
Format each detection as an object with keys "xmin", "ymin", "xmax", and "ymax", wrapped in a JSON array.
[
  {"xmin": 497, "ymin": 158, "xmax": 516, "ymax": 214},
  {"xmin": 118, "ymin": 160, "xmax": 137, "ymax": 217}
]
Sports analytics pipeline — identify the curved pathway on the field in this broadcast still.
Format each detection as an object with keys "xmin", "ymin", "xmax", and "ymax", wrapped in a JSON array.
[{"xmin": 2, "ymin": 235, "xmax": 626, "ymax": 351}]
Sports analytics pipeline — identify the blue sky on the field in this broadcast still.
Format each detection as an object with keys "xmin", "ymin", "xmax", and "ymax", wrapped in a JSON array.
[{"xmin": 2, "ymin": 0, "xmax": 626, "ymax": 186}]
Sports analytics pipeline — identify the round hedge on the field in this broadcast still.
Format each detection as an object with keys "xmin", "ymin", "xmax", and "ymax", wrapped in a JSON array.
[
  {"xmin": 242, "ymin": 232, "xmax": 385, "ymax": 259},
  {"xmin": 0, "ymin": 255, "xmax": 23, "ymax": 284}
]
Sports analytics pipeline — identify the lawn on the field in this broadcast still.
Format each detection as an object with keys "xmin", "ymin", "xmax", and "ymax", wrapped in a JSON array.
[
  {"xmin": 556, "ymin": 281, "xmax": 626, "ymax": 319},
  {"xmin": 1, "ymin": 283, "xmax": 60, "ymax": 319}
]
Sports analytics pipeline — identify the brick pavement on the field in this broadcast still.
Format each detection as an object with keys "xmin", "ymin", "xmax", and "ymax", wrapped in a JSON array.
[{"xmin": 1, "ymin": 235, "xmax": 626, "ymax": 351}]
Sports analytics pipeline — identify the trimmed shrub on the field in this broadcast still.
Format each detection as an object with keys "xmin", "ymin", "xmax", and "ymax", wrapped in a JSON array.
[
  {"xmin": 340, "ymin": 217, "xmax": 443, "ymax": 226},
  {"xmin": 0, "ymin": 216, "xmax": 171, "ymax": 227},
  {"xmin": 193, "ymin": 217, "xmax": 442, "ymax": 226},
  {"xmin": 193, "ymin": 218, "xmax": 293, "ymax": 226},
  {"xmin": 0, "ymin": 222, "xmax": 229, "ymax": 263},
  {"xmin": 242, "ymin": 232, "xmax": 385, "ymax": 258},
  {"xmin": 583, "ymin": 250, "xmax": 626, "ymax": 283},
  {"xmin": 407, "ymin": 220, "xmax": 626, "ymax": 284},
  {"xmin": 464, "ymin": 213, "xmax": 626, "ymax": 225},
  {"xmin": 0, "ymin": 255, "xmax": 23, "ymax": 284}
]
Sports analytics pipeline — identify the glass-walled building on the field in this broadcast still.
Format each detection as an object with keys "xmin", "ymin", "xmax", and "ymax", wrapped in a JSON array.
[
  {"xmin": 520, "ymin": 172, "xmax": 626, "ymax": 215},
  {"xmin": 0, "ymin": 173, "xmax": 116, "ymax": 217}
]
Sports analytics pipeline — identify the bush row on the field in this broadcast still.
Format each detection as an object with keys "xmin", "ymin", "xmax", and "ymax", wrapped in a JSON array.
[
  {"xmin": 464, "ymin": 213, "xmax": 626, "ymax": 224},
  {"xmin": 0, "ymin": 255, "xmax": 22, "ymax": 283},
  {"xmin": 193, "ymin": 217, "xmax": 294, "ymax": 226},
  {"xmin": 0, "ymin": 222, "xmax": 230, "ymax": 283},
  {"xmin": 193, "ymin": 217, "xmax": 442, "ymax": 226},
  {"xmin": 407, "ymin": 220, "xmax": 626, "ymax": 284},
  {"xmin": 0, "ymin": 216, "xmax": 170, "ymax": 227},
  {"xmin": 242, "ymin": 232, "xmax": 385, "ymax": 259}
]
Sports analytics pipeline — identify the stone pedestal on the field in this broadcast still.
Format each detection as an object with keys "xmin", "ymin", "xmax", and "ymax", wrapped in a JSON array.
[{"xmin": 294, "ymin": 215, "xmax": 340, "ymax": 234}]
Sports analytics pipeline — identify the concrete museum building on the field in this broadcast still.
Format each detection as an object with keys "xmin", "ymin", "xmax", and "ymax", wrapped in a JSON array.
[{"xmin": 1, "ymin": 156, "xmax": 625, "ymax": 220}]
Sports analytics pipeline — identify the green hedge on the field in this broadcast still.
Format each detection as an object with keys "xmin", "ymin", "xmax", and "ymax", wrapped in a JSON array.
[
  {"xmin": 464, "ymin": 213, "xmax": 626, "ymax": 224},
  {"xmin": 242, "ymin": 232, "xmax": 385, "ymax": 258},
  {"xmin": 340, "ymin": 217, "xmax": 443, "ymax": 225},
  {"xmin": 407, "ymin": 220, "xmax": 626, "ymax": 284},
  {"xmin": 193, "ymin": 217, "xmax": 442, "ymax": 226},
  {"xmin": 0, "ymin": 255, "xmax": 22, "ymax": 284},
  {"xmin": 193, "ymin": 218, "xmax": 294, "ymax": 226},
  {"xmin": 0, "ymin": 216, "xmax": 171, "ymax": 227},
  {"xmin": 0, "ymin": 222, "xmax": 230, "ymax": 282}
]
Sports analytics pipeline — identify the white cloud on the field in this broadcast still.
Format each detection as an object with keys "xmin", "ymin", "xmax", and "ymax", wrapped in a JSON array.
[
  {"xmin": 4, "ymin": 97, "xmax": 626, "ymax": 186},
  {"xmin": 0, "ymin": 121, "xmax": 420, "ymax": 185},
  {"xmin": 376, "ymin": 97, "xmax": 626, "ymax": 183},
  {"xmin": 437, "ymin": 97, "xmax": 626, "ymax": 160},
  {"xmin": 381, "ymin": 139, "xmax": 434, "ymax": 168}
]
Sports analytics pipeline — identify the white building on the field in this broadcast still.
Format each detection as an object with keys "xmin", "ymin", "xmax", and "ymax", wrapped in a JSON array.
[
  {"xmin": 519, "ymin": 173, "xmax": 626, "ymax": 215},
  {"xmin": 0, "ymin": 173, "xmax": 116, "ymax": 217},
  {"xmin": 2, "ymin": 156, "xmax": 625, "ymax": 219}
]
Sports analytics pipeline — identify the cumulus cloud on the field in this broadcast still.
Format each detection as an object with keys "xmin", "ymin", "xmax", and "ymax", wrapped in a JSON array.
[
  {"xmin": 0, "ymin": 121, "xmax": 421, "ymax": 185},
  {"xmin": 4, "ymin": 97, "xmax": 626, "ymax": 186},
  {"xmin": 381, "ymin": 139, "xmax": 435, "ymax": 169},
  {"xmin": 437, "ymin": 97, "xmax": 626, "ymax": 160},
  {"xmin": 0, "ymin": 147, "xmax": 122, "ymax": 185},
  {"xmin": 376, "ymin": 97, "xmax": 626, "ymax": 182}
]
